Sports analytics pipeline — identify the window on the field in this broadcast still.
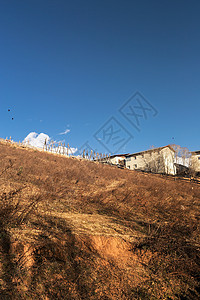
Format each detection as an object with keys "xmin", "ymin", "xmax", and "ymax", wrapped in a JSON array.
[
  {"xmin": 198, "ymin": 157, "xmax": 200, "ymax": 160},
  {"xmin": 134, "ymin": 156, "xmax": 137, "ymax": 160},
  {"xmin": 134, "ymin": 164, "xmax": 137, "ymax": 168}
]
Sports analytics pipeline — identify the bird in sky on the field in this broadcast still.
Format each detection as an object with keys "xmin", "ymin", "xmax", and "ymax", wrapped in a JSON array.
[{"xmin": 8, "ymin": 109, "xmax": 14, "ymax": 120}]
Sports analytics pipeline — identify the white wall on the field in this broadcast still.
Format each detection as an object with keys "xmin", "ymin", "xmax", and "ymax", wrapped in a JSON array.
[
  {"xmin": 126, "ymin": 147, "xmax": 176, "ymax": 175},
  {"xmin": 191, "ymin": 154, "xmax": 200, "ymax": 172}
]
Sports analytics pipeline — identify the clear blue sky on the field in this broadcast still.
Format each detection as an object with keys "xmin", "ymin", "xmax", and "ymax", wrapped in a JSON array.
[{"xmin": 0, "ymin": 0, "xmax": 199, "ymax": 154}]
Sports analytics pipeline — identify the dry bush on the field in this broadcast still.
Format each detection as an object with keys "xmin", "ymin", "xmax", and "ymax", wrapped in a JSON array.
[{"xmin": 0, "ymin": 141, "xmax": 199, "ymax": 299}]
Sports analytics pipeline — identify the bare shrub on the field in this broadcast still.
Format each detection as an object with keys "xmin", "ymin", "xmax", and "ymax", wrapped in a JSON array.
[{"xmin": 0, "ymin": 140, "xmax": 199, "ymax": 299}]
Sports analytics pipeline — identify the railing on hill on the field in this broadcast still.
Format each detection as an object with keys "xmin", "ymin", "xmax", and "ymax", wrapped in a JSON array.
[{"xmin": 1, "ymin": 137, "xmax": 113, "ymax": 164}]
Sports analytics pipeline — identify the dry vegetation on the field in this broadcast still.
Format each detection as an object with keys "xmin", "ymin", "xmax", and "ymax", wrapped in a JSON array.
[{"xmin": 0, "ymin": 140, "xmax": 199, "ymax": 299}]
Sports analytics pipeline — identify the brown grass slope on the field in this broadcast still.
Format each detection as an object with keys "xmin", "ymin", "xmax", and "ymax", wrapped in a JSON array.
[{"xmin": 0, "ymin": 141, "xmax": 199, "ymax": 299}]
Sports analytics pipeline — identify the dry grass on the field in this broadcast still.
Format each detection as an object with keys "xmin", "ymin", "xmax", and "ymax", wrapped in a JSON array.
[{"xmin": 0, "ymin": 140, "xmax": 199, "ymax": 299}]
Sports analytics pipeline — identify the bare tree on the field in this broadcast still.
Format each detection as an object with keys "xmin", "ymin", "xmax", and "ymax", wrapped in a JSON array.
[
  {"xmin": 171, "ymin": 144, "xmax": 192, "ymax": 177},
  {"xmin": 144, "ymin": 153, "xmax": 165, "ymax": 174}
]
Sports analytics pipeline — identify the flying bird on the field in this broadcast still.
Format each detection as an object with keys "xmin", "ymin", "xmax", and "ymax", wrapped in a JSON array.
[
  {"xmin": 8, "ymin": 109, "xmax": 10, "ymax": 112},
  {"xmin": 12, "ymin": 118, "xmax": 14, "ymax": 120}
]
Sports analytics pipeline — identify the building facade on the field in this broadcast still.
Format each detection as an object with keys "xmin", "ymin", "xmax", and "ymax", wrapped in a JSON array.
[
  {"xmin": 100, "ymin": 154, "xmax": 128, "ymax": 166},
  {"xmin": 190, "ymin": 150, "xmax": 200, "ymax": 173},
  {"xmin": 125, "ymin": 145, "xmax": 176, "ymax": 175}
]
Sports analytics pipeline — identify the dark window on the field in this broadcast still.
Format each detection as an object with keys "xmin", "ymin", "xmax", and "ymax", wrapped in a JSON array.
[
  {"xmin": 198, "ymin": 157, "xmax": 200, "ymax": 160},
  {"xmin": 134, "ymin": 164, "xmax": 137, "ymax": 168}
]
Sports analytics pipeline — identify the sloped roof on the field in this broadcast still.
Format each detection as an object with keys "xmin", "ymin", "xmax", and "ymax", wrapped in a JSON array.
[
  {"xmin": 191, "ymin": 150, "xmax": 200, "ymax": 155},
  {"xmin": 109, "ymin": 153, "xmax": 129, "ymax": 159},
  {"xmin": 126, "ymin": 145, "xmax": 175, "ymax": 157}
]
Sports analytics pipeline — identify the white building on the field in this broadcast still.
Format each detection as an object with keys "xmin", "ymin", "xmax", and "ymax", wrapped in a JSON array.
[
  {"xmin": 190, "ymin": 150, "xmax": 200, "ymax": 173},
  {"xmin": 100, "ymin": 154, "xmax": 128, "ymax": 166},
  {"xmin": 125, "ymin": 145, "xmax": 176, "ymax": 175}
]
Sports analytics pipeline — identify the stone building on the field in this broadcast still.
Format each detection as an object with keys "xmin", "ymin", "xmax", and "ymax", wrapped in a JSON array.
[{"xmin": 125, "ymin": 145, "xmax": 176, "ymax": 175}]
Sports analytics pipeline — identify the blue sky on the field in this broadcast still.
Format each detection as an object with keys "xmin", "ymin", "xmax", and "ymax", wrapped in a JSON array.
[{"xmin": 0, "ymin": 0, "xmax": 199, "ymax": 154}]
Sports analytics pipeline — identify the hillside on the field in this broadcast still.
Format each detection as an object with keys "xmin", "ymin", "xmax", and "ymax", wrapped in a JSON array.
[{"xmin": 0, "ymin": 141, "xmax": 199, "ymax": 299}]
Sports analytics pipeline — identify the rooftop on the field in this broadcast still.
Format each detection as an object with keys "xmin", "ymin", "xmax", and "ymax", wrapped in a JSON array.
[
  {"xmin": 191, "ymin": 150, "xmax": 200, "ymax": 155},
  {"xmin": 126, "ymin": 145, "xmax": 175, "ymax": 157}
]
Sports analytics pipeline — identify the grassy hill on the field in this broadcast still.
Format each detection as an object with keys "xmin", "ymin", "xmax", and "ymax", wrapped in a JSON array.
[{"xmin": 0, "ymin": 140, "xmax": 199, "ymax": 299}]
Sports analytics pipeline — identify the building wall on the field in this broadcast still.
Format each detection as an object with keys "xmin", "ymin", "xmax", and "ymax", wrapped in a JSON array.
[
  {"xmin": 109, "ymin": 156, "xmax": 125, "ymax": 164},
  {"xmin": 191, "ymin": 154, "xmax": 200, "ymax": 172},
  {"xmin": 126, "ymin": 147, "xmax": 176, "ymax": 175},
  {"xmin": 101, "ymin": 156, "xmax": 125, "ymax": 165},
  {"xmin": 126, "ymin": 152, "xmax": 148, "ymax": 170},
  {"xmin": 160, "ymin": 147, "xmax": 176, "ymax": 175}
]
